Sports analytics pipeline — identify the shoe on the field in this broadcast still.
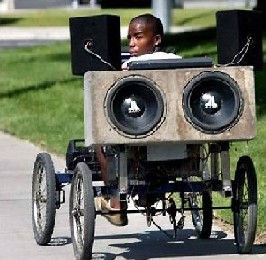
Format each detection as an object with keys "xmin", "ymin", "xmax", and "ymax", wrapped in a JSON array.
[
  {"xmin": 104, "ymin": 212, "xmax": 128, "ymax": 227},
  {"xmin": 95, "ymin": 197, "xmax": 128, "ymax": 226}
]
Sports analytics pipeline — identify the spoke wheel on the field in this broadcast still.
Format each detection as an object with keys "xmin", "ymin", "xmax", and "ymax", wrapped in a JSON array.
[
  {"xmin": 233, "ymin": 156, "xmax": 257, "ymax": 254},
  {"xmin": 32, "ymin": 153, "xmax": 56, "ymax": 245},
  {"xmin": 189, "ymin": 191, "xmax": 213, "ymax": 239},
  {"xmin": 69, "ymin": 162, "xmax": 95, "ymax": 260}
]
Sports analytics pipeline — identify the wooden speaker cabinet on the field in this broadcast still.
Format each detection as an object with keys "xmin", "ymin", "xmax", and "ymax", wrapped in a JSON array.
[{"xmin": 84, "ymin": 66, "xmax": 256, "ymax": 146}]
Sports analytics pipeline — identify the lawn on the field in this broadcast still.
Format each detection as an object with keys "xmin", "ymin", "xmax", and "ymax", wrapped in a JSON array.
[
  {"xmin": 0, "ymin": 8, "xmax": 218, "ymax": 27},
  {"xmin": 0, "ymin": 8, "xmax": 266, "ymax": 235}
]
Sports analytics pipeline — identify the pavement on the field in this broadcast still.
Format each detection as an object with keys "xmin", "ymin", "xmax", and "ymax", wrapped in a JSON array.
[
  {"xmin": 0, "ymin": 25, "xmax": 206, "ymax": 48},
  {"xmin": 0, "ymin": 131, "xmax": 266, "ymax": 259},
  {"xmin": 0, "ymin": 26, "xmax": 205, "ymax": 40}
]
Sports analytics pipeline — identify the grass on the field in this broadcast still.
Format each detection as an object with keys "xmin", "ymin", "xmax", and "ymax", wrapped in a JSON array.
[
  {"xmin": 1, "ymin": 8, "xmax": 266, "ymax": 234},
  {"xmin": 0, "ymin": 43, "xmax": 84, "ymax": 154},
  {"xmin": 0, "ymin": 8, "xmax": 222, "ymax": 27}
]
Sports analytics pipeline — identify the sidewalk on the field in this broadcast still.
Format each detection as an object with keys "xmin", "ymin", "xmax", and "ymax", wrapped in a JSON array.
[
  {"xmin": 0, "ymin": 25, "xmax": 205, "ymax": 41},
  {"xmin": 0, "ymin": 25, "xmax": 205, "ymax": 48},
  {"xmin": 0, "ymin": 131, "xmax": 251, "ymax": 260},
  {"xmin": 1, "ymin": 130, "xmax": 265, "ymax": 259}
]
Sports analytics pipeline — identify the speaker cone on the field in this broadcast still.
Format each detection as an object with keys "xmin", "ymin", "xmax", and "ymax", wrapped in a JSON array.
[
  {"xmin": 183, "ymin": 71, "xmax": 243, "ymax": 134},
  {"xmin": 106, "ymin": 75, "xmax": 165, "ymax": 137}
]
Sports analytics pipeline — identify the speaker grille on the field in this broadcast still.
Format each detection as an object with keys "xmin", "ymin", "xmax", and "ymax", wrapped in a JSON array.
[
  {"xmin": 183, "ymin": 71, "xmax": 244, "ymax": 134},
  {"xmin": 105, "ymin": 75, "xmax": 165, "ymax": 138}
]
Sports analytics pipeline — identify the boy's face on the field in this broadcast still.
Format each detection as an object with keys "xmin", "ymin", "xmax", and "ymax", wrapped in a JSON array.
[{"xmin": 127, "ymin": 20, "xmax": 161, "ymax": 57}]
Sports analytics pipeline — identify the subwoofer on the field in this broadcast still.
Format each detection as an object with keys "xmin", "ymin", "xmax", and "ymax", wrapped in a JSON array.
[
  {"xmin": 216, "ymin": 10, "xmax": 263, "ymax": 70},
  {"xmin": 183, "ymin": 70, "xmax": 243, "ymax": 134},
  {"xmin": 69, "ymin": 15, "xmax": 121, "ymax": 75},
  {"xmin": 106, "ymin": 75, "xmax": 165, "ymax": 136},
  {"xmin": 84, "ymin": 67, "xmax": 256, "ymax": 146}
]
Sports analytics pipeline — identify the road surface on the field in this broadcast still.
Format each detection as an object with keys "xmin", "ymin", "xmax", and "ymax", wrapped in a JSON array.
[{"xmin": 0, "ymin": 132, "xmax": 266, "ymax": 259}]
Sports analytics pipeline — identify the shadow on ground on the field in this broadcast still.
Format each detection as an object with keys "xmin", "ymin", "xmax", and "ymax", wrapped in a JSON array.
[{"xmin": 92, "ymin": 228, "xmax": 266, "ymax": 259}]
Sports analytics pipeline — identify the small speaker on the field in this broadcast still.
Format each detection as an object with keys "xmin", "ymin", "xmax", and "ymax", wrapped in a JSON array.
[
  {"xmin": 216, "ymin": 10, "xmax": 263, "ymax": 70},
  {"xmin": 84, "ymin": 67, "xmax": 256, "ymax": 146},
  {"xmin": 69, "ymin": 15, "xmax": 121, "ymax": 76}
]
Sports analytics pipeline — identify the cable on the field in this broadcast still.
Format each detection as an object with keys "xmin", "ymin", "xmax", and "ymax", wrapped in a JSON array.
[
  {"xmin": 216, "ymin": 36, "xmax": 253, "ymax": 67},
  {"xmin": 84, "ymin": 43, "xmax": 116, "ymax": 71},
  {"xmin": 230, "ymin": 36, "xmax": 253, "ymax": 65}
]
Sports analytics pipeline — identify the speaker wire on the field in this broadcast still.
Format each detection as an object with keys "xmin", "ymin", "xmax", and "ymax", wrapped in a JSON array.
[{"xmin": 84, "ymin": 43, "xmax": 117, "ymax": 70}]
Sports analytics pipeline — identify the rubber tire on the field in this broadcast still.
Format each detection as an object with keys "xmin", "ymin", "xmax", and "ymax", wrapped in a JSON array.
[
  {"xmin": 32, "ymin": 153, "xmax": 56, "ymax": 245},
  {"xmin": 69, "ymin": 162, "xmax": 95, "ymax": 260},
  {"xmin": 190, "ymin": 191, "xmax": 213, "ymax": 239},
  {"xmin": 233, "ymin": 156, "xmax": 257, "ymax": 254}
]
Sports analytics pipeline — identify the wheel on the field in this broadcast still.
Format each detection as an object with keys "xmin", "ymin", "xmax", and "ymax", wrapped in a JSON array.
[
  {"xmin": 233, "ymin": 156, "xmax": 257, "ymax": 254},
  {"xmin": 32, "ymin": 153, "xmax": 56, "ymax": 245},
  {"xmin": 189, "ymin": 191, "xmax": 213, "ymax": 239},
  {"xmin": 69, "ymin": 162, "xmax": 95, "ymax": 260}
]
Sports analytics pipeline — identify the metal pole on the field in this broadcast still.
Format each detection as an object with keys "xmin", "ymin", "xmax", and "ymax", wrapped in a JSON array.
[
  {"xmin": 228, "ymin": 0, "xmax": 234, "ymax": 9},
  {"xmin": 8, "ymin": 0, "xmax": 14, "ymax": 9},
  {"xmin": 72, "ymin": 0, "xmax": 78, "ymax": 9},
  {"xmin": 90, "ymin": 0, "xmax": 96, "ymax": 8},
  {"xmin": 152, "ymin": 0, "xmax": 173, "ymax": 33},
  {"xmin": 1, "ymin": 0, "xmax": 14, "ymax": 10}
]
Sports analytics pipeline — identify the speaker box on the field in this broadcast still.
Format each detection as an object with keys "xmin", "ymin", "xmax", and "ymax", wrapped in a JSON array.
[
  {"xmin": 216, "ymin": 10, "xmax": 263, "ymax": 70},
  {"xmin": 84, "ymin": 67, "xmax": 256, "ymax": 146},
  {"xmin": 69, "ymin": 15, "xmax": 121, "ymax": 76}
]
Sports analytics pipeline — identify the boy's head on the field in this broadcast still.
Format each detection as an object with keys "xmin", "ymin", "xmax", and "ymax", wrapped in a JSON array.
[{"xmin": 127, "ymin": 14, "xmax": 164, "ymax": 57}]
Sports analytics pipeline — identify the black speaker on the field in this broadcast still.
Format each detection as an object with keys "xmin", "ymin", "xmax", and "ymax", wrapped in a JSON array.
[
  {"xmin": 216, "ymin": 10, "xmax": 263, "ymax": 70},
  {"xmin": 69, "ymin": 15, "xmax": 121, "ymax": 76}
]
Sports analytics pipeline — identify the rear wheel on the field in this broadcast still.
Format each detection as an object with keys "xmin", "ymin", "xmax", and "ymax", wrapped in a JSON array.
[
  {"xmin": 32, "ymin": 153, "xmax": 56, "ymax": 245},
  {"xmin": 233, "ymin": 156, "xmax": 257, "ymax": 254},
  {"xmin": 189, "ymin": 191, "xmax": 213, "ymax": 239},
  {"xmin": 69, "ymin": 162, "xmax": 95, "ymax": 260}
]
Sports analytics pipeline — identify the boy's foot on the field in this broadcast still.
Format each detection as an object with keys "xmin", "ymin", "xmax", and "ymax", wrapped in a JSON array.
[{"xmin": 95, "ymin": 197, "xmax": 128, "ymax": 226}]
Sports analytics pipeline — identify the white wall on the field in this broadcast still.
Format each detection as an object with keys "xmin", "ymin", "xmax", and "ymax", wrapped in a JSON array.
[
  {"xmin": 182, "ymin": 0, "xmax": 256, "ymax": 9},
  {"xmin": 0, "ymin": 0, "xmax": 14, "ymax": 11},
  {"xmin": 14, "ymin": 0, "xmax": 69, "ymax": 9}
]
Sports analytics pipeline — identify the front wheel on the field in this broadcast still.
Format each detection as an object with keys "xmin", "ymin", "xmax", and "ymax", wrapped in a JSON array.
[
  {"xmin": 32, "ymin": 153, "xmax": 56, "ymax": 245},
  {"xmin": 233, "ymin": 156, "xmax": 257, "ymax": 254},
  {"xmin": 69, "ymin": 162, "xmax": 95, "ymax": 260}
]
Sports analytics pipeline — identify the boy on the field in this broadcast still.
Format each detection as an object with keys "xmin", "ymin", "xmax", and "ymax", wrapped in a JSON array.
[
  {"xmin": 122, "ymin": 13, "xmax": 181, "ymax": 70},
  {"xmin": 96, "ymin": 13, "xmax": 181, "ymax": 226}
]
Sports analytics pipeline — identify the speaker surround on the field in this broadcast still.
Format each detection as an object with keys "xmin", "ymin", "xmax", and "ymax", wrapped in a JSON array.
[
  {"xmin": 183, "ymin": 71, "xmax": 243, "ymax": 134},
  {"xmin": 105, "ymin": 75, "xmax": 165, "ymax": 137}
]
